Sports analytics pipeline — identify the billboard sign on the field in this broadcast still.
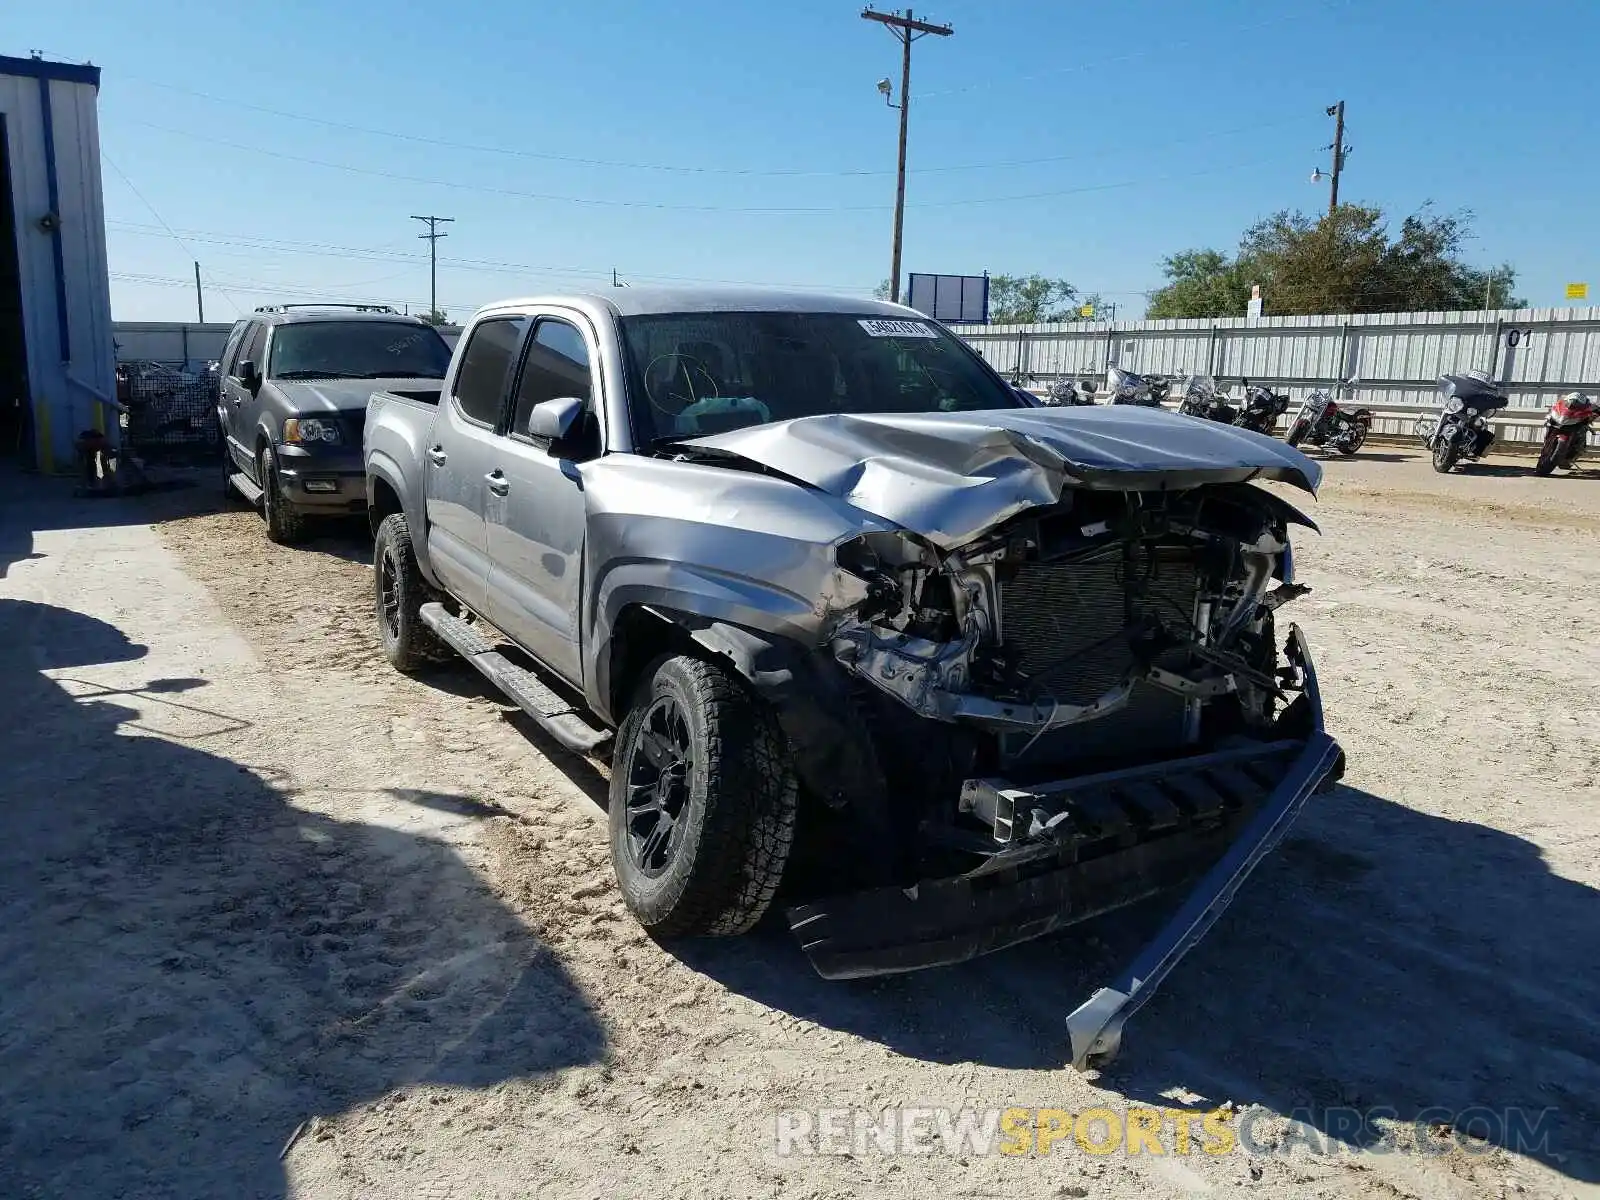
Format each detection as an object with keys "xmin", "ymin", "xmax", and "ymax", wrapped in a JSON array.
[{"xmin": 907, "ymin": 272, "xmax": 989, "ymax": 324}]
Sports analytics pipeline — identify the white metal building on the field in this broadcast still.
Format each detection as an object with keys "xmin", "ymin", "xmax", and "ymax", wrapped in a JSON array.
[{"xmin": 0, "ymin": 53, "xmax": 116, "ymax": 473}]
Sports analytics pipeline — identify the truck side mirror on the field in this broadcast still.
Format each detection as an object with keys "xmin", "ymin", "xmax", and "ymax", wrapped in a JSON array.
[
  {"xmin": 526, "ymin": 395, "xmax": 585, "ymax": 448},
  {"xmin": 236, "ymin": 360, "xmax": 260, "ymax": 390}
]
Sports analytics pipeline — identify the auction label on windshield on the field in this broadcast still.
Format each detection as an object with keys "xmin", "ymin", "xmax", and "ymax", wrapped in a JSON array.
[{"xmin": 858, "ymin": 318, "xmax": 938, "ymax": 338}]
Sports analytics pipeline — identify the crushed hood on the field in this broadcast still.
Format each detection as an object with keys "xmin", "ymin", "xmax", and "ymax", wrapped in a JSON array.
[
  {"xmin": 273, "ymin": 377, "xmax": 442, "ymax": 415},
  {"xmin": 686, "ymin": 406, "xmax": 1321, "ymax": 548}
]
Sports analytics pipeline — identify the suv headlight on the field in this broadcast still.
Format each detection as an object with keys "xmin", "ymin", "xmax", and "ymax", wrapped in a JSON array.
[{"xmin": 283, "ymin": 417, "xmax": 342, "ymax": 444}]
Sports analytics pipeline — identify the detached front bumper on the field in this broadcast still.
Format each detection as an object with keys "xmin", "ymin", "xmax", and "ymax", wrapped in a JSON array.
[{"xmin": 785, "ymin": 625, "xmax": 1341, "ymax": 1069}]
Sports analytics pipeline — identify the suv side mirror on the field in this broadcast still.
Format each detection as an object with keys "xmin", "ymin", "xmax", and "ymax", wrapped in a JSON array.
[
  {"xmin": 236, "ymin": 360, "xmax": 260, "ymax": 390},
  {"xmin": 526, "ymin": 395, "xmax": 585, "ymax": 449}
]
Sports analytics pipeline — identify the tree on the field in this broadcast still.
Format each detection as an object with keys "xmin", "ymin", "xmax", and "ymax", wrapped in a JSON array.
[
  {"xmin": 988, "ymin": 274, "xmax": 1077, "ymax": 323},
  {"xmin": 1146, "ymin": 251, "xmax": 1254, "ymax": 320},
  {"xmin": 873, "ymin": 278, "xmax": 894, "ymax": 301},
  {"xmin": 1380, "ymin": 207, "xmax": 1522, "ymax": 311},
  {"xmin": 420, "ymin": 309, "xmax": 449, "ymax": 326},
  {"xmin": 1145, "ymin": 204, "xmax": 1523, "ymax": 319}
]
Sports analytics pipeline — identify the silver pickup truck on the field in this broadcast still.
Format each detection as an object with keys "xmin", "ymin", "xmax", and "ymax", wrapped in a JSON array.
[{"xmin": 364, "ymin": 287, "xmax": 1342, "ymax": 1067}]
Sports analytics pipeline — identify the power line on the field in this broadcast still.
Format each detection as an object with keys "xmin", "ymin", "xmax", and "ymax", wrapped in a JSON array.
[
  {"xmin": 118, "ymin": 76, "xmax": 883, "ymax": 178},
  {"xmin": 102, "ymin": 220, "xmax": 881, "ymax": 292},
  {"xmin": 115, "ymin": 118, "xmax": 1301, "ymax": 213},
  {"xmin": 410, "ymin": 214, "xmax": 453, "ymax": 319},
  {"xmin": 117, "ymin": 119, "xmax": 873, "ymax": 214},
  {"xmin": 101, "ymin": 152, "xmax": 243, "ymax": 316},
  {"xmin": 110, "ymin": 38, "xmax": 1319, "ymax": 176},
  {"xmin": 913, "ymin": 4, "xmax": 1340, "ymax": 100}
]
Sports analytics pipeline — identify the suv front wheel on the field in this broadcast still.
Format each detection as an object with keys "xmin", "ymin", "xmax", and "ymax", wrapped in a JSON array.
[
  {"xmin": 609, "ymin": 654, "xmax": 797, "ymax": 937},
  {"xmin": 259, "ymin": 447, "xmax": 306, "ymax": 544}
]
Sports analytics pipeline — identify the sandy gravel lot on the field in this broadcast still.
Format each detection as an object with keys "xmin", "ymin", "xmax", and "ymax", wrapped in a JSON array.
[{"xmin": 2, "ymin": 447, "xmax": 1596, "ymax": 1200}]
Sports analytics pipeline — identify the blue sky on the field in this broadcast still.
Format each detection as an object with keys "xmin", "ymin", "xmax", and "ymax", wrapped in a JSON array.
[{"xmin": 6, "ymin": 0, "xmax": 1595, "ymax": 322}]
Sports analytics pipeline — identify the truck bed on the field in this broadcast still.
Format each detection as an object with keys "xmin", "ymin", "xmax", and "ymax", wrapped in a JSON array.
[{"xmin": 375, "ymin": 386, "xmax": 442, "ymax": 407}]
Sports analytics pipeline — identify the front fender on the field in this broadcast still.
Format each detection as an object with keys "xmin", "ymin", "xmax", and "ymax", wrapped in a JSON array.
[{"xmin": 585, "ymin": 558, "xmax": 831, "ymax": 722}]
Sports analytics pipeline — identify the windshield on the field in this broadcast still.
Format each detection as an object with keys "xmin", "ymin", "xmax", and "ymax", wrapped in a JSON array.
[
  {"xmin": 617, "ymin": 311, "xmax": 1020, "ymax": 441},
  {"xmin": 267, "ymin": 322, "xmax": 453, "ymax": 380}
]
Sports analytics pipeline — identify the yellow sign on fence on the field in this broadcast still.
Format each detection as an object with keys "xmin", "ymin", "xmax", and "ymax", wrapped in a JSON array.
[
  {"xmin": 1079, "ymin": 305, "xmax": 1095, "ymax": 319},
  {"xmin": 1566, "ymin": 282, "xmax": 1588, "ymax": 300}
]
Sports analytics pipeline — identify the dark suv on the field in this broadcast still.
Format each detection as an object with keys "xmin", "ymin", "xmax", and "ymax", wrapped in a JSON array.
[{"xmin": 216, "ymin": 305, "xmax": 452, "ymax": 543}]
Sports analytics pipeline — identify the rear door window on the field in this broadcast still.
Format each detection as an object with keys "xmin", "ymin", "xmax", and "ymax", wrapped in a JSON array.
[
  {"xmin": 220, "ymin": 322, "xmax": 249, "ymax": 374},
  {"xmin": 451, "ymin": 317, "xmax": 526, "ymax": 426}
]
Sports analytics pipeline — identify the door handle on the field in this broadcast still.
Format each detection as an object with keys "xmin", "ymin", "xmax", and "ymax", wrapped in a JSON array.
[
  {"xmin": 426, "ymin": 446, "xmax": 448, "ymax": 465},
  {"xmin": 485, "ymin": 470, "xmax": 510, "ymax": 496}
]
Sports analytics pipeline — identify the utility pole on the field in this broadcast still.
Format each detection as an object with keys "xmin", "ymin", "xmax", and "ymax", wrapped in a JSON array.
[
  {"xmin": 410, "ymin": 214, "xmax": 454, "ymax": 319},
  {"xmin": 862, "ymin": 7, "xmax": 952, "ymax": 304},
  {"xmin": 1325, "ymin": 101, "xmax": 1348, "ymax": 213},
  {"xmin": 193, "ymin": 261, "xmax": 204, "ymax": 323}
]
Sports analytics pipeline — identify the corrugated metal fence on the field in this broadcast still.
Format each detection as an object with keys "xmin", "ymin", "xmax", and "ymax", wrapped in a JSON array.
[{"xmin": 960, "ymin": 307, "xmax": 1600, "ymax": 443}]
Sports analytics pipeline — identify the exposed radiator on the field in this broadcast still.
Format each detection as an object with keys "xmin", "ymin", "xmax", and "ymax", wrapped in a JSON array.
[{"xmin": 998, "ymin": 542, "xmax": 1204, "ymax": 766}]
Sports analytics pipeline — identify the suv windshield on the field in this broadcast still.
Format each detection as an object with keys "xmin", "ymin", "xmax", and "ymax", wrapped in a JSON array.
[
  {"xmin": 617, "ymin": 311, "xmax": 1021, "ymax": 441},
  {"xmin": 268, "ymin": 321, "xmax": 452, "ymax": 380}
]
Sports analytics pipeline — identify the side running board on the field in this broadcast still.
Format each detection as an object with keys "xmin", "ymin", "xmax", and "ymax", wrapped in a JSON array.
[
  {"xmin": 419, "ymin": 602, "xmax": 612, "ymax": 755},
  {"xmin": 229, "ymin": 472, "xmax": 264, "ymax": 506}
]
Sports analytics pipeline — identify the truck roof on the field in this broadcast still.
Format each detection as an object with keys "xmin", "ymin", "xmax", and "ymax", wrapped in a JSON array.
[{"xmin": 481, "ymin": 285, "xmax": 922, "ymax": 320}]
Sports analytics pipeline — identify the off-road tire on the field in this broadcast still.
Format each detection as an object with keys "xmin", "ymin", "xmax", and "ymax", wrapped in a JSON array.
[
  {"xmin": 260, "ymin": 447, "xmax": 307, "ymax": 544},
  {"xmin": 1285, "ymin": 419, "xmax": 1308, "ymax": 448},
  {"xmin": 1431, "ymin": 437, "xmax": 1461, "ymax": 474},
  {"xmin": 373, "ymin": 512, "xmax": 448, "ymax": 673},
  {"xmin": 609, "ymin": 654, "xmax": 797, "ymax": 938},
  {"xmin": 1535, "ymin": 430, "xmax": 1560, "ymax": 477}
]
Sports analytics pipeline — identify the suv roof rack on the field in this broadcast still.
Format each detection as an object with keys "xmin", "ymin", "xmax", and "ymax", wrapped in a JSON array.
[{"xmin": 253, "ymin": 303, "xmax": 400, "ymax": 314}]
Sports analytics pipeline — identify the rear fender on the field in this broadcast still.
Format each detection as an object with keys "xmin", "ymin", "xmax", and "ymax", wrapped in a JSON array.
[{"xmin": 365, "ymin": 449, "xmax": 441, "ymax": 589}]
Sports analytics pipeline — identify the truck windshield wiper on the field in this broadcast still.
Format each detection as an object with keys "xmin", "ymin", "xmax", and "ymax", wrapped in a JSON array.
[
  {"xmin": 347, "ymin": 370, "xmax": 446, "ymax": 379},
  {"xmin": 274, "ymin": 370, "xmax": 357, "ymax": 379}
]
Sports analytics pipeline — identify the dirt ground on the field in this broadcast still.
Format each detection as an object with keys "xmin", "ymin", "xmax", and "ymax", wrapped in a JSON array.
[{"xmin": 2, "ymin": 446, "xmax": 1597, "ymax": 1200}]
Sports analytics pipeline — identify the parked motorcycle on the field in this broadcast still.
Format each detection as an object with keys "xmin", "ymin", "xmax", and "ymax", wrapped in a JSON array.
[
  {"xmin": 1044, "ymin": 377, "xmax": 1098, "ymax": 406},
  {"xmin": 1285, "ymin": 382, "xmax": 1373, "ymax": 454},
  {"xmin": 1146, "ymin": 374, "xmax": 1173, "ymax": 405},
  {"xmin": 1535, "ymin": 391, "xmax": 1597, "ymax": 475},
  {"xmin": 1106, "ymin": 366, "xmax": 1163, "ymax": 407},
  {"xmin": 1177, "ymin": 374, "xmax": 1237, "ymax": 423},
  {"xmin": 1233, "ymin": 381, "xmax": 1290, "ymax": 435},
  {"xmin": 1415, "ymin": 371, "xmax": 1507, "ymax": 473}
]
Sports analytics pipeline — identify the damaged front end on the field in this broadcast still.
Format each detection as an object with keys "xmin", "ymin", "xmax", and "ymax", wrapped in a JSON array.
[{"xmin": 787, "ymin": 481, "xmax": 1342, "ymax": 1068}]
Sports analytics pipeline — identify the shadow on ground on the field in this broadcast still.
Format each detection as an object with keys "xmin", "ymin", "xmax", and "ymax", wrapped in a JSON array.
[
  {"xmin": 0, "ymin": 597, "xmax": 605, "ymax": 1200},
  {"xmin": 1454, "ymin": 462, "xmax": 1544, "ymax": 478},
  {"xmin": 675, "ymin": 783, "xmax": 1599, "ymax": 1183}
]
